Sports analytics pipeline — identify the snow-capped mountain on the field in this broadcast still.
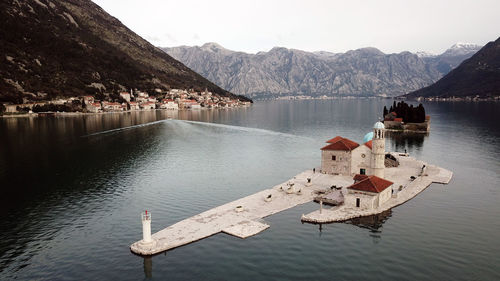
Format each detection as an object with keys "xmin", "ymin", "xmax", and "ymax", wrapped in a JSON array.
[{"xmin": 442, "ymin": 43, "xmax": 482, "ymax": 57}]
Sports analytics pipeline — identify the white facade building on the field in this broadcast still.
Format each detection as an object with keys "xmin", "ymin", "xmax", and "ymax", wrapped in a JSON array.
[{"xmin": 344, "ymin": 174, "xmax": 393, "ymax": 210}]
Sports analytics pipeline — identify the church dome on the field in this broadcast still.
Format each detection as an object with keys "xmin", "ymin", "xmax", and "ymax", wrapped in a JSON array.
[
  {"xmin": 374, "ymin": 121, "xmax": 385, "ymax": 129},
  {"xmin": 363, "ymin": 132, "xmax": 374, "ymax": 143}
]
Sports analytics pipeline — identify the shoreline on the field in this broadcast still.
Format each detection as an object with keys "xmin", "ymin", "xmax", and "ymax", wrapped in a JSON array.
[{"xmin": 0, "ymin": 107, "xmax": 245, "ymax": 118}]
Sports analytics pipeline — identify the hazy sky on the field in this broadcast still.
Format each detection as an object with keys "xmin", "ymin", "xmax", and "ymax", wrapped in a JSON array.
[{"xmin": 92, "ymin": 0, "xmax": 499, "ymax": 54}]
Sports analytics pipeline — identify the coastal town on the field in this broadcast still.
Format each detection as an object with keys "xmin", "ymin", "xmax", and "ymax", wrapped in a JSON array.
[{"xmin": 0, "ymin": 89, "xmax": 251, "ymax": 115}]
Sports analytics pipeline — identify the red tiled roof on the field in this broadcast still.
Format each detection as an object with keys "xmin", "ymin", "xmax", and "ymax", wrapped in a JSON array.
[
  {"xmin": 353, "ymin": 174, "xmax": 369, "ymax": 182},
  {"xmin": 326, "ymin": 136, "xmax": 344, "ymax": 143},
  {"xmin": 347, "ymin": 175, "xmax": 393, "ymax": 193},
  {"xmin": 364, "ymin": 140, "xmax": 372, "ymax": 149},
  {"xmin": 321, "ymin": 136, "xmax": 359, "ymax": 151}
]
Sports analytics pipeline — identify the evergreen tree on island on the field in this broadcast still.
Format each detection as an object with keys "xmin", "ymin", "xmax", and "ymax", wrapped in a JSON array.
[{"xmin": 385, "ymin": 101, "xmax": 426, "ymax": 123}]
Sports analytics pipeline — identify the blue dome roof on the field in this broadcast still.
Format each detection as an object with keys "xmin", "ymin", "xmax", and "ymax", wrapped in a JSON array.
[
  {"xmin": 363, "ymin": 132, "xmax": 374, "ymax": 143},
  {"xmin": 374, "ymin": 121, "xmax": 385, "ymax": 129}
]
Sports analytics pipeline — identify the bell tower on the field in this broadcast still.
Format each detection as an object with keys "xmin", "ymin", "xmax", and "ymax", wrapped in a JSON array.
[{"xmin": 371, "ymin": 121, "xmax": 385, "ymax": 178}]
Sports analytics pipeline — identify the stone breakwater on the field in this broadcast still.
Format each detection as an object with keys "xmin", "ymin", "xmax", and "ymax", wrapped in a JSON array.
[{"xmin": 130, "ymin": 153, "xmax": 451, "ymax": 256}]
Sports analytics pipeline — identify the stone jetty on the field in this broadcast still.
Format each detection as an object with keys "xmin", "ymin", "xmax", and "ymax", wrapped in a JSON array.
[{"xmin": 130, "ymin": 170, "xmax": 352, "ymax": 255}]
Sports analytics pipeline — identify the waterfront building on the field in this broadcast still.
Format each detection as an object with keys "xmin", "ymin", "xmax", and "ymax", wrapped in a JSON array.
[
  {"xmin": 160, "ymin": 99, "xmax": 178, "ymax": 110},
  {"xmin": 344, "ymin": 175, "xmax": 393, "ymax": 210},
  {"xmin": 102, "ymin": 101, "xmax": 122, "ymax": 111},
  {"xmin": 129, "ymin": 102, "xmax": 140, "ymax": 110},
  {"xmin": 320, "ymin": 121, "xmax": 386, "ymax": 178},
  {"xmin": 87, "ymin": 102, "xmax": 102, "ymax": 113},
  {"xmin": 141, "ymin": 102, "xmax": 155, "ymax": 110},
  {"xmin": 191, "ymin": 102, "xmax": 201, "ymax": 109}
]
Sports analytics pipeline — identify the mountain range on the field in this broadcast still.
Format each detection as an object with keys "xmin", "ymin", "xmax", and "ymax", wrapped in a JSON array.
[
  {"xmin": 406, "ymin": 37, "xmax": 500, "ymax": 99},
  {"xmin": 0, "ymin": 0, "xmax": 250, "ymax": 103},
  {"xmin": 163, "ymin": 43, "xmax": 482, "ymax": 99}
]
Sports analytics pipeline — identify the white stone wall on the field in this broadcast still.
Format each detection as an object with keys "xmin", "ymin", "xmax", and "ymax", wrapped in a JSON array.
[
  {"xmin": 376, "ymin": 186, "xmax": 392, "ymax": 207},
  {"xmin": 345, "ymin": 191, "xmax": 377, "ymax": 210},
  {"xmin": 321, "ymin": 150, "xmax": 351, "ymax": 175},
  {"xmin": 351, "ymin": 145, "xmax": 372, "ymax": 175}
]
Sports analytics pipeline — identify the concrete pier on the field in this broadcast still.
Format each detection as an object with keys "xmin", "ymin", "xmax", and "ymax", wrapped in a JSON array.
[
  {"xmin": 130, "ymin": 153, "xmax": 452, "ymax": 256},
  {"xmin": 130, "ymin": 171, "xmax": 352, "ymax": 255}
]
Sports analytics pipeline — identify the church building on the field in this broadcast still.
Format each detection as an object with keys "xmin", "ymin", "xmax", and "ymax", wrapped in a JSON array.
[{"xmin": 320, "ymin": 121, "xmax": 386, "ymax": 178}]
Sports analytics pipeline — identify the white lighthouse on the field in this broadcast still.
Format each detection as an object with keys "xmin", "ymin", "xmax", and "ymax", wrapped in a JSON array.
[
  {"xmin": 142, "ymin": 210, "xmax": 152, "ymax": 244},
  {"xmin": 371, "ymin": 121, "xmax": 386, "ymax": 178}
]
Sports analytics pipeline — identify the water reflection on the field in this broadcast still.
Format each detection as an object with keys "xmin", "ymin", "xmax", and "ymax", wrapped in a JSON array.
[
  {"xmin": 386, "ymin": 131, "xmax": 426, "ymax": 153},
  {"xmin": 304, "ymin": 209, "xmax": 392, "ymax": 239},
  {"xmin": 346, "ymin": 210, "xmax": 392, "ymax": 232},
  {"xmin": 143, "ymin": 256, "xmax": 152, "ymax": 279}
]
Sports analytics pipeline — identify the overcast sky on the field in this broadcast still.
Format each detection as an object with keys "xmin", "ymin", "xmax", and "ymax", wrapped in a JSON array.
[{"xmin": 92, "ymin": 0, "xmax": 499, "ymax": 54}]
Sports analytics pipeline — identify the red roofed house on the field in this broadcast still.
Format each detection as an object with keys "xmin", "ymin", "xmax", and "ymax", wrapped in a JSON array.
[
  {"xmin": 102, "ymin": 101, "xmax": 122, "ymax": 111},
  {"xmin": 160, "ymin": 99, "xmax": 178, "ymax": 110},
  {"xmin": 141, "ymin": 101, "xmax": 156, "ymax": 110},
  {"xmin": 320, "ymin": 121, "xmax": 386, "ymax": 178},
  {"xmin": 345, "ymin": 175, "xmax": 393, "ymax": 210},
  {"xmin": 87, "ymin": 102, "xmax": 102, "ymax": 113}
]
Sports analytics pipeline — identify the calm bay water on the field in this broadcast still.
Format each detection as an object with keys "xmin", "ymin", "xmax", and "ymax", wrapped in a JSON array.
[{"xmin": 0, "ymin": 99, "xmax": 499, "ymax": 280}]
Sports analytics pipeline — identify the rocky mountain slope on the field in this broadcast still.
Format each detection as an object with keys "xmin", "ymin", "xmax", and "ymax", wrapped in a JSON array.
[
  {"xmin": 0, "ymin": 0, "xmax": 250, "ymax": 103},
  {"xmin": 406, "ymin": 37, "xmax": 500, "ymax": 99},
  {"xmin": 163, "ymin": 43, "xmax": 481, "ymax": 99}
]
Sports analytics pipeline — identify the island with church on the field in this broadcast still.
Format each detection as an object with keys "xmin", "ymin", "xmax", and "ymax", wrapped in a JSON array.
[{"xmin": 130, "ymin": 121, "xmax": 452, "ymax": 256}]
